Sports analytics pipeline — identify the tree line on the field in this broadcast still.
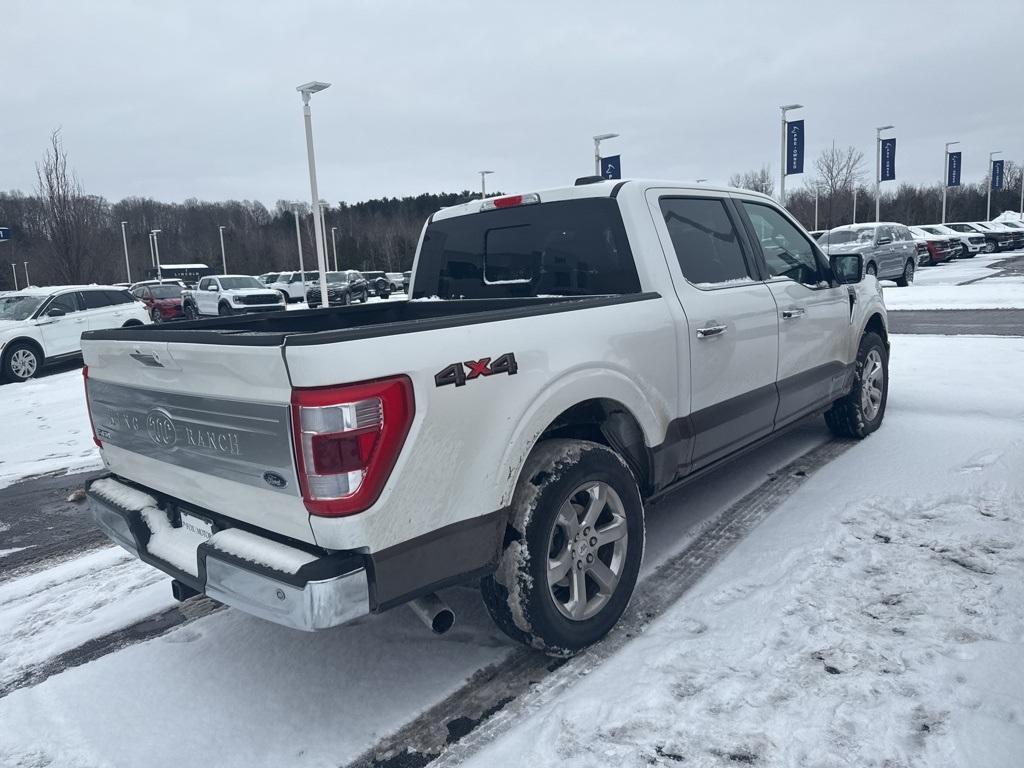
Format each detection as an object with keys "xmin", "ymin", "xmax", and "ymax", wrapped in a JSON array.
[
  {"xmin": 4, "ymin": 132, "xmax": 1023, "ymax": 293},
  {"xmin": 730, "ymin": 148, "xmax": 1024, "ymax": 232},
  {"xmin": 0, "ymin": 132, "xmax": 482, "ymax": 291}
]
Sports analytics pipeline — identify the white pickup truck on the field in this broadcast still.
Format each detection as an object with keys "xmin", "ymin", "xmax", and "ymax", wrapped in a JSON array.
[
  {"xmin": 82, "ymin": 180, "xmax": 889, "ymax": 654},
  {"xmin": 181, "ymin": 274, "xmax": 286, "ymax": 318}
]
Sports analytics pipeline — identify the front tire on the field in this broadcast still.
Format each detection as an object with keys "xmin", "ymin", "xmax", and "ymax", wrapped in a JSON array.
[
  {"xmin": 2, "ymin": 342, "xmax": 42, "ymax": 383},
  {"xmin": 824, "ymin": 332, "xmax": 888, "ymax": 439},
  {"xmin": 894, "ymin": 259, "xmax": 915, "ymax": 287},
  {"xmin": 481, "ymin": 439, "xmax": 644, "ymax": 656},
  {"xmin": 184, "ymin": 303, "xmax": 199, "ymax": 320},
  {"xmin": 218, "ymin": 302, "xmax": 233, "ymax": 316},
  {"xmin": 865, "ymin": 262, "xmax": 878, "ymax": 278}
]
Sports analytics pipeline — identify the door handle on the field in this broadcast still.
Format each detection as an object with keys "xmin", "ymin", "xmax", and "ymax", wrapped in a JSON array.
[
  {"xmin": 781, "ymin": 308, "xmax": 806, "ymax": 320},
  {"xmin": 696, "ymin": 324, "xmax": 728, "ymax": 339}
]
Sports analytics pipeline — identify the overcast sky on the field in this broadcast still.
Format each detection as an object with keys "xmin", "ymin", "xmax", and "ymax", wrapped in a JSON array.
[{"xmin": 3, "ymin": 0, "xmax": 1022, "ymax": 206}]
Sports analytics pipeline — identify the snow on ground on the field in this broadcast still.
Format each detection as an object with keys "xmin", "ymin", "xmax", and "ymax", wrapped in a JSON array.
[
  {"xmin": 882, "ymin": 277, "xmax": 1024, "ymax": 310},
  {"xmin": 0, "ymin": 368, "xmax": 101, "ymax": 490},
  {"xmin": 460, "ymin": 335, "xmax": 1024, "ymax": 768},
  {"xmin": 0, "ymin": 546, "xmax": 176, "ymax": 691}
]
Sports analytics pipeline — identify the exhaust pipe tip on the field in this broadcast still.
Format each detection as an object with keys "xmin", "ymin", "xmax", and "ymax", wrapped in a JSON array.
[{"xmin": 408, "ymin": 592, "xmax": 456, "ymax": 635}]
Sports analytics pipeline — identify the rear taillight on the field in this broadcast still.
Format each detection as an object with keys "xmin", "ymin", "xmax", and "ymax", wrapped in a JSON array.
[
  {"xmin": 83, "ymin": 365, "xmax": 102, "ymax": 448},
  {"xmin": 291, "ymin": 376, "xmax": 414, "ymax": 517}
]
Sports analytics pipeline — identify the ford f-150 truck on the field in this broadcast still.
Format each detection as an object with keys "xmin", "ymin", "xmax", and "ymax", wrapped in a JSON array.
[{"xmin": 81, "ymin": 179, "xmax": 889, "ymax": 654}]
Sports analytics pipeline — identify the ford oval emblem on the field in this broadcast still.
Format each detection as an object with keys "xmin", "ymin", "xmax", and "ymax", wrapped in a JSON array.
[{"xmin": 263, "ymin": 471, "xmax": 288, "ymax": 489}]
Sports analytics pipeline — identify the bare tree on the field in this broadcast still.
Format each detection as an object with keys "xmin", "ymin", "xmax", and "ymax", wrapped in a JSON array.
[
  {"xmin": 728, "ymin": 165, "xmax": 775, "ymax": 196},
  {"xmin": 807, "ymin": 145, "xmax": 865, "ymax": 198},
  {"xmin": 35, "ymin": 130, "xmax": 106, "ymax": 284}
]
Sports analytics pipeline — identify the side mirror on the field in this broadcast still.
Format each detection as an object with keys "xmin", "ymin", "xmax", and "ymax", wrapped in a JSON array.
[
  {"xmin": 831, "ymin": 253, "xmax": 863, "ymax": 285},
  {"xmin": 46, "ymin": 307, "xmax": 67, "ymax": 318},
  {"xmin": 206, "ymin": 285, "xmax": 218, "ymax": 291},
  {"xmin": 876, "ymin": 236, "xmax": 892, "ymax": 245}
]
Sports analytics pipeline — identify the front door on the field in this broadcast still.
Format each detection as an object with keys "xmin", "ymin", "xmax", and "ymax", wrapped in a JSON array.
[
  {"xmin": 647, "ymin": 190, "xmax": 780, "ymax": 473},
  {"xmin": 197, "ymin": 277, "xmax": 219, "ymax": 315},
  {"xmin": 36, "ymin": 292, "xmax": 86, "ymax": 356},
  {"xmin": 738, "ymin": 199, "xmax": 852, "ymax": 426}
]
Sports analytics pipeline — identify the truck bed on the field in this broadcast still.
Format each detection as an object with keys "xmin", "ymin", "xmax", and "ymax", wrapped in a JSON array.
[{"xmin": 83, "ymin": 294, "xmax": 657, "ymax": 347}]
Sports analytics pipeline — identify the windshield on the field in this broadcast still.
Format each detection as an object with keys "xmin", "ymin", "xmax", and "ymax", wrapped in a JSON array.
[
  {"xmin": 150, "ymin": 285, "xmax": 182, "ymax": 298},
  {"xmin": 0, "ymin": 295, "xmax": 45, "ymax": 321},
  {"xmin": 413, "ymin": 198, "xmax": 640, "ymax": 299},
  {"xmin": 219, "ymin": 277, "xmax": 262, "ymax": 290},
  {"xmin": 260, "ymin": 273, "xmax": 279, "ymax": 283},
  {"xmin": 823, "ymin": 227, "xmax": 875, "ymax": 245},
  {"xmin": 325, "ymin": 272, "xmax": 348, "ymax": 283}
]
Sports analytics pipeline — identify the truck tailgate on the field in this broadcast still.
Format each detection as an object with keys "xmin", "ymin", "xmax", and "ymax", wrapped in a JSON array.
[{"xmin": 82, "ymin": 337, "xmax": 315, "ymax": 543}]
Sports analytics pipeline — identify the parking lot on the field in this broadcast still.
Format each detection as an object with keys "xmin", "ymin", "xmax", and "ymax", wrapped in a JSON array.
[{"xmin": 1, "ymin": 251, "xmax": 1022, "ymax": 765}]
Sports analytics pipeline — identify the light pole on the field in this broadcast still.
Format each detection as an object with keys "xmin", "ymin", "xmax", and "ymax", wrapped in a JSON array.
[
  {"xmin": 987, "ymin": 150, "xmax": 1003, "ymax": 221},
  {"xmin": 292, "ymin": 205, "xmax": 306, "ymax": 297},
  {"xmin": 814, "ymin": 184, "xmax": 820, "ymax": 230},
  {"xmin": 318, "ymin": 200, "xmax": 330, "ymax": 269},
  {"xmin": 779, "ymin": 104, "xmax": 803, "ymax": 206},
  {"xmin": 23, "ymin": 261, "xmax": 29, "ymax": 287},
  {"xmin": 874, "ymin": 124, "xmax": 895, "ymax": 222},
  {"xmin": 330, "ymin": 226, "xmax": 339, "ymax": 271},
  {"xmin": 151, "ymin": 230, "xmax": 162, "ymax": 282},
  {"xmin": 941, "ymin": 141, "xmax": 960, "ymax": 224},
  {"xmin": 120, "ymin": 221, "xmax": 131, "ymax": 283},
  {"xmin": 593, "ymin": 133, "xmax": 619, "ymax": 176},
  {"xmin": 478, "ymin": 170, "xmax": 494, "ymax": 199},
  {"xmin": 218, "ymin": 225, "xmax": 227, "ymax": 273},
  {"xmin": 148, "ymin": 231, "xmax": 156, "ymax": 268},
  {"xmin": 296, "ymin": 81, "xmax": 332, "ymax": 304},
  {"xmin": 853, "ymin": 187, "xmax": 858, "ymax": 224},
  {"xmin": 9, "ymin": 264, "xmax": 16, "ymax": 291}
]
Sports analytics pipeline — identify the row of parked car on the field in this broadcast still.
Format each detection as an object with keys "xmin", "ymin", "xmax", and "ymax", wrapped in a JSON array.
[
  {"xmin": 256, "ymin": 269, "xmax": 411, "ymax": 306},
  {"xmin": 807, "ymin": 219, "xmax": 1024, "ymax": 286}
]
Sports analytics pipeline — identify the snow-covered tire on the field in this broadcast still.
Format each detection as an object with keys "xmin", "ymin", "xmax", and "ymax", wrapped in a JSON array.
[
  {"xmin": 894, "ymin": 259, "xmax": 914, "ymax": 287},
  {"xmin": 824, "ymin": 332, "xmax": 888, "ymax": 439},
  {"xmin": 480, "ymin": 439, "xmax": 644, "ymax": 656}
]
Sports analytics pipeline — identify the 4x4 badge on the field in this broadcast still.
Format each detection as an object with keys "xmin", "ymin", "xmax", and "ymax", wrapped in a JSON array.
[{"xmin": 434, "ymin": 353, "xmax": 518, "ymax": 388}]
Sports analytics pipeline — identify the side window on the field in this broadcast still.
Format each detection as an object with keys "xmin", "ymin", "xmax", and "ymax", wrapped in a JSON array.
[
  {"xmin": 659, "ymin": 197, "xmax": 752, "ymax": 287},
  {"xmin": 289, "ymin": 273, "xmax": 302, "ymax": 283},
  {"xmin": 79, "ymin": 290, "xmax": 113, "ymax": 310},
  {"xmin": 47, "ymin": 293, "xmax": 80, "ymax": 314},
  {"xmin": 198, "ymin": 278, "xmax": 210, "ymax": 290},
  {"xmin": 103, "ymin": 290, "xmax": 133, "ymax": 304},
  {"xmin": 876, "ymin": 226, "xmax": 894, "ymax": 244},
  {"xmin": 741, "ymin": 202, "xmax": 824, "ymax": 287}
]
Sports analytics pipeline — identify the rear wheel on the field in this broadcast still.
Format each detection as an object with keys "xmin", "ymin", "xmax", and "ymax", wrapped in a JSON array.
[
  {"xmin": 2, "ymin": 342, "xmax": 42, "ymax": 383},
  {"xmin": 825, "ymin": 332, "xmax": 888, "ymax": 439},
  {"xmin": 894, "ymin": 259, "xmax": 915, "ymax": 287},
  {"xmin": 150, "ymin": 308, "xmax": 163, "ymax": 324},
  {"xmin": 481, "ymin": 439, "xmax": 644, "ymax": 656}
]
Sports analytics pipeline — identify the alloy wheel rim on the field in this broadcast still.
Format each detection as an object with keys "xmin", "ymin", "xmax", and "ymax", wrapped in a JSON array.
[
  {"xmin": 546, "ymin": 481, "xmax": 629, "ymax": 622},
  {"xmin": 11, "ymin": 349, "xmax": 38, "ymax": 378},
  {"xmin": 861, "ymin": 349, "xmax": 884, "ymax": 421}
]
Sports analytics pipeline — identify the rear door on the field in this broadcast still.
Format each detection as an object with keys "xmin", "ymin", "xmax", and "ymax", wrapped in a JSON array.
[
  {"xmin": 78, "ymin": 289, "xmax": 119, "ymax": 332},
  {"xmin": 37, "ymin": 291, "xmax": 86, "ymax": 356},
  {"xmin": 737, "ymin": 198, "xmax": 852, "ymax": 427},
  {"xmin": 646, "ymin": 190, "xmax": 780, "ymax": 472}
]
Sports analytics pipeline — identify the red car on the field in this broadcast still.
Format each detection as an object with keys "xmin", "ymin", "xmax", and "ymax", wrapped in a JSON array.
[{"xmin": 131, "ymin": 282, "xmax": 185, "ymax": 323}]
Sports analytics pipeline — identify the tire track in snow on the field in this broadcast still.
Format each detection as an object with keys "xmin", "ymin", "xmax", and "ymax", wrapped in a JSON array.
[{"xmin": 348, "ymin": 438, "xmax": 856, "ymax": 768}]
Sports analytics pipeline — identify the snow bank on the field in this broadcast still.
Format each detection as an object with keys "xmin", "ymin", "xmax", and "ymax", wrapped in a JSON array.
[
  {"xmin": 883, "ymin": 279, "xmax": 1024, "ymax": 310},
  {"xmin": 0, "ymin": 368, "xmax": 101, "ymax": 490}
]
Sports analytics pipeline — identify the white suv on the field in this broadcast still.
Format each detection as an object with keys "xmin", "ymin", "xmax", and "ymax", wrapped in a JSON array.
[{"xmin": 0, "ymin": 285, "xmax": 150, "ymax": 382}]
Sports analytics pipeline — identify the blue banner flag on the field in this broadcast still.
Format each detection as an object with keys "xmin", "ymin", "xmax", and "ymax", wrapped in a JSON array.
[
  {"xmin": 947, "ymin": 152, "xmax": 961, "ymax": 187},
  {"xmin": 880, "ymin": 138, "xmax": 896, "ymax": 182},
  {"xmin": 991, "ymin": 160, "xmax": 1004, "ymax": 190},
  {"xmin": 0, "ymin": 227, "xmax": 10, "ymax": 242},
  {"xmin": 600, "ymin": 155, "xmax": 621, "ymax": 180},
  {"xmin": 785, "ymin": 120, "xmax": 804, "ymax": 175}
]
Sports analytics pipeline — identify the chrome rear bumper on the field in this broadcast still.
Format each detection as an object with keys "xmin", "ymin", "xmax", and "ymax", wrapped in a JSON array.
[{"xmin": 86, "ymin": 475, "xmax": 370, "ymax": 631}]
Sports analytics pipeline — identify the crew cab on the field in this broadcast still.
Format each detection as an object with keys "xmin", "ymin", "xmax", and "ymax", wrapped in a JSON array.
[
  {"xmin": 81, "ymin": 180, "xmax": 889, "ymax": 654},
  {"xmin": 1, "ymin": 285, "xmax": 148, "ymax": 382},
  {"xmin": 182, "ymin": 275, "xmax": 285, "ymax": 318}
]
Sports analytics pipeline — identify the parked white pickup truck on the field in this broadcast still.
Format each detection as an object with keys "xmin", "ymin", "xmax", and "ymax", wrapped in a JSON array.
[
  {"xmin": 181, "ymin": 274, "xmax": 285, "ymax": 318},
  {"xmin": 82, "ymin": 180, "xmax": 889, "ymax": 654}
]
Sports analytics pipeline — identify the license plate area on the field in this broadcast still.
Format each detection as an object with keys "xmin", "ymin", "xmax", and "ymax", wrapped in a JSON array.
[{"xmin": 178, "ymin": 510, "xmax": 215, "ymax": 540}]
